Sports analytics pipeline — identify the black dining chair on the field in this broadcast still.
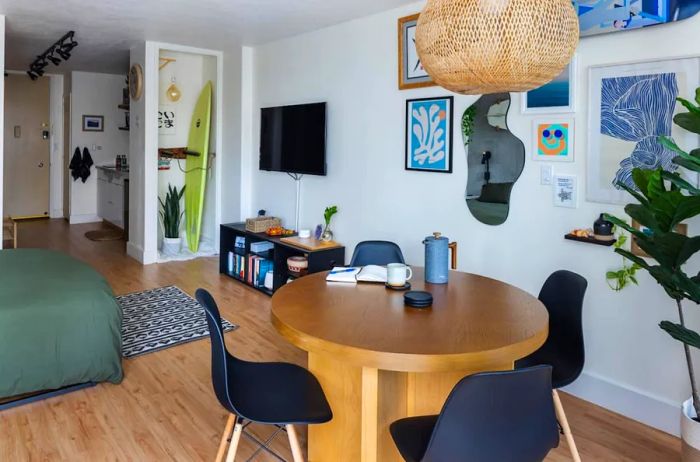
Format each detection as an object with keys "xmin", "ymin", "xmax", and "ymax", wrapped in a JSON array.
[
  {"xmin": 349, "ymin": 240, "xmax": 405, "ymax": 266},
  {"xmin": 196, "ymin": 289, "xmax": 332, "ymax": 462},
  {"xmin": 389, "ymin": 366, "xmax": 559, "ymax": 462},
  {"xmin": 515, "ymin": 270, "xmax": 588, "ymax": 462}
]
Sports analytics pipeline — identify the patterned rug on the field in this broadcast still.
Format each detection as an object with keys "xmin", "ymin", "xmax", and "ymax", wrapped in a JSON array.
[{"xmin": 118, "ymin": 286, "xmax": 237, "ymax": 358}]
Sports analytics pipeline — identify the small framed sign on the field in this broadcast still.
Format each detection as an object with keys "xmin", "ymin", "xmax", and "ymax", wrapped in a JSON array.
[
  {"xmin": 553, "ymin": 174, "xmax": 577, "ymax": 208},
  {"xmin": 82, "ymin": 115, "xmax": 104, "ymax": 132}
]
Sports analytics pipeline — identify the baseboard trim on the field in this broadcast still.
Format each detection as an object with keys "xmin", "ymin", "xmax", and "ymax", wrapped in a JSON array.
[
  {"xmin": 69, "ymin": 214, "xmax": 101, "ymax": 225},
  {"xmin": 50, "ymin": 208, "xmax": 64, "ymax": 219},
  {"xmin": 564, "ymin": 371, "xmax": 680, "ymax": 436},
  {"xmin": 126, "ymin": 242, "xmax": 144, "ymax": 263}
]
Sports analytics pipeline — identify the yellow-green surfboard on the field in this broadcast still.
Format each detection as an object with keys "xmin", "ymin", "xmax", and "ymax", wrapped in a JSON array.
[{"xmin": 185, "ymin": 81, "xmax": 212, "ymax": 252}]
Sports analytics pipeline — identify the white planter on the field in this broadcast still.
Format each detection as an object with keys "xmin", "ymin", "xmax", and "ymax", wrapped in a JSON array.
[
  {"xmin": 682, "ymin": 398, "xmax": 700, "ymax": 461},
  {"xmin": 161, "ymin": 237, "xmax": 181, "ymax": 257}
]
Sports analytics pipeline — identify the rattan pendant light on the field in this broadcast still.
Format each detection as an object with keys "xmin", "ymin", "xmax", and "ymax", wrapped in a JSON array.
[{"xmin": 415, "ymin": 0, "xmax": 579, "ymax": 95}]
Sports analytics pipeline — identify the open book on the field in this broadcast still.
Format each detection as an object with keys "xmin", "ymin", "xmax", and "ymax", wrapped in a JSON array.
[{"xmin": 325, "ymin": 265, "xmax": 388, "ymax": 283}]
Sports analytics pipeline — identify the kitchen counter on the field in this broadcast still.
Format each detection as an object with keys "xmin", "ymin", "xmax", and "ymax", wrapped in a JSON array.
[
  {"xmin": 97, "ymin": 166, "xmax": 129, "ymax": 231},
  {"xmin": 96, "ymin": 165, "xmax": 129, "ymax": 179}
]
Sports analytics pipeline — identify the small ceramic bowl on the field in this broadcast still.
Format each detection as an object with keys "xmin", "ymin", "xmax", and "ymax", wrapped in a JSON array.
[{"xmin": 287, "ymin": 256, "xmax": 308, "ymax": 273}]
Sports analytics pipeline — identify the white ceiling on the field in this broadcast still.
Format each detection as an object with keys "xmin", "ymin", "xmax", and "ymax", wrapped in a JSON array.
[{"xmin": 0, "ymin": 0, "xmax": 415, "ymax": 74}]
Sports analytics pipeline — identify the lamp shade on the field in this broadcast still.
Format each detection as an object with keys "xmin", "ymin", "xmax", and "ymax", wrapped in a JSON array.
[{"xmin": 416, "ymin": 0, "xmax": 579, "ymax": 95}]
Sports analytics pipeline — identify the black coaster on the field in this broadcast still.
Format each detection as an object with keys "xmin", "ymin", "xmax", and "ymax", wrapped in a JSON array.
[
  {"xmin": 386, "ymin": 282, "xmax": 411, "ymax": 291},
  {"xmin": 404, "ymin": 291, "xmax": 433, "ymax": 308}
]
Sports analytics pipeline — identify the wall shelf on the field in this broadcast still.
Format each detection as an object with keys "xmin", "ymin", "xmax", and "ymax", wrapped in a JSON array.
[{"xmin": 564, "ymin": 233, "xmax": 616, "ymax": 247}]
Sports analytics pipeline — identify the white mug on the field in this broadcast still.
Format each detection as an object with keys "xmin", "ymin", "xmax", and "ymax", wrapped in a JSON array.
[{"xmin": 387, "ymin": 263, "xmax": 413, "ymax": 287}]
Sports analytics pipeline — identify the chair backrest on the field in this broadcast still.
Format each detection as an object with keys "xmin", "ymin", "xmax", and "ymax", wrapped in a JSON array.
[
  {"xmin": 349, "ymin": 240, "xmax": 405, "ymax": 266},
  {"xmin": 196, "ymin": 288, "xmax": 236, "ymax": 414},
  {"xmin": 422, "ymin": 366, "xmax": 559, "ymax": 462},
  {"xmin": 539, "ymin": 270, "xmax": 588, "ymax": 385}
]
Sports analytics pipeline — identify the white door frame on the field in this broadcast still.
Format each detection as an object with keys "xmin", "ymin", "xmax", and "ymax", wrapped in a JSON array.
[{"xmin": 4, "ymin": 70, "xmax": 64, "ymax": 219}]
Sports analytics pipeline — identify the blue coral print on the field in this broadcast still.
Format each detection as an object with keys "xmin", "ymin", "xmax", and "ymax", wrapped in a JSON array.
[
  {"xmin": 600, "ymin": 72, "xmax": 679, "ymax": 189},
  {"xmin": 409, "ymin": 99, "xmax": 448, "ymax": 171}
]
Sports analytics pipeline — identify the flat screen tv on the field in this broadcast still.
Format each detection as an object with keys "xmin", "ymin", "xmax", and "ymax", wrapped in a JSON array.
[{"xmin": 259, "ymin": 102, "xmax": 327, "ymax": 176}]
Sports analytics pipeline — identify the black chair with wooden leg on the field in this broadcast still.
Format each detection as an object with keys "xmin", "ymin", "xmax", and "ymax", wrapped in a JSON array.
[
  {"xmin": 349, "ymin": 240, "xmax": 405, "ymax": 266},
  {"xmin": 196, "ymin": 289, "xmax": 332, "ymax": 462},
  {"xmin": 389, "ymin": 366, "xmax": 560, "ymax": 462},
  {"xmin": 515, "ymin": 270, "xmax": 588, "ymax": 462}
]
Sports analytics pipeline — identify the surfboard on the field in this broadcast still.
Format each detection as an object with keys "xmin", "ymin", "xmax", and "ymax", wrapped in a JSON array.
[{"xmin": 185, "ymin": 81, "xmax": 212, "ymax": 252}]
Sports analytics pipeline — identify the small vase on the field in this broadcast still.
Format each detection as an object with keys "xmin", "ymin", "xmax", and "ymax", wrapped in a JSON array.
[
  {"xmin": 161, "ymin": 237, "xmax": 181, "ymax": 256},
  {"xmin": 320, "ymin": 226, "xmax": 333, "ymax": 242},
  {"xmin": 593, "ymin": 213, "xmax": 614, "ymax": 241}
]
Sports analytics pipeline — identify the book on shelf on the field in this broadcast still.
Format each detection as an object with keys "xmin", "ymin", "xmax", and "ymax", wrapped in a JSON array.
[{"xmin": 227, "ymin": 252, "xmax": 246, "ymax": 278}]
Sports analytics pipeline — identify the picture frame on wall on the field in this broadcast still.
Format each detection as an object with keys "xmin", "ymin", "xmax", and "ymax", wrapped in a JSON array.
[
  {"xmin": 398, "ymin": 13, "xmax": 435, "ymax": 90},
  {"xmin": 522, "ymin": 56, "xmax": 576, "ymax": 114},
  {"xmin": 587, "ymin": 57, "xmax": 700, "ymax": 204},
  {"xmin": 631, "ymin": 220, "xmax": 688, "ymax": 257},
  {"xmin": 532, "ymin": 117, "xmax": 575, "ymax": 162},
  {"xmin": 405, "ymin": 96, "xmax": 453, "ymax": 173},
  {"xmin": 82, "ymin": 115, "xmax": 104, "ymax": 132},
  {"xmin": 553, "ymin": 174, "xmax": 577, "ymax": 208}
]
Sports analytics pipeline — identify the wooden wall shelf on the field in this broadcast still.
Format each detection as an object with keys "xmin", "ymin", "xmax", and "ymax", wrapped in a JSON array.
[{"xmin": 564, "ymin": 233, "xmax": 616, "ymax": 247}]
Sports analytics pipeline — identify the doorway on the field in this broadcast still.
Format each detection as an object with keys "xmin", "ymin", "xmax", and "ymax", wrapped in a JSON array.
[{"xmin": 3, "ymin": 74, "xmax": 50, "ymax": 218}]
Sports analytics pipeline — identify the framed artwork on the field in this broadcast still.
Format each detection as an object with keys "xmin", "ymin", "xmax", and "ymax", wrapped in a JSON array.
[
  {"xmin": 522, "ymin": 56, "xmax": 576, "ymax": 114},
  {"xmin": 398, "ymin": 14, "xmax": 434, "ymax": 90},
  {"xmin": 587, "ymin": 57, "xmax": 700, "ymax": 204},
  {"xmin": 532, "ymin": 117, "xmax": 575, "ymax": 162},
  {"xmin": 631, "ymin": 220, "xmax": 688, "ymax": 257},
  {"xmin": 82, "ymin": 115, "xmax": 104, "ymax": 132},
  {"xmin": 553, "ymin": 174, "xmax": 578, "ymax": 208},
  {"xmin": 158, "ymin": 106, "xmax": 177, "ymax": 135},
  {"xmin": 574, "ymin": 0, "xmax": 700, "ymax": 38},
  {"xmin": 405, "ymin": 96, "xmax": 453, "ymax": 173}
]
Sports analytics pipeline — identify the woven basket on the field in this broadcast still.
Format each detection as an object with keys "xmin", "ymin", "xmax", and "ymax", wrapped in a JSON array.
[
  {"xmin": 245, "ymin": 216, "xmax": 281, "ymax": 233},
  {"xmin": 416, "ymin": 0, "xmax": 579, "ymax": 95}
]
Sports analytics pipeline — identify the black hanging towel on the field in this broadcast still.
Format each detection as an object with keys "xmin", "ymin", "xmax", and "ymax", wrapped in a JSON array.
[
  {"xmin": 80, "ymin": 147, "xmax": 94, "ymax": 183},
  {"xmin": 69, "ymin": 147, "xmax": 82, "ymax": 181}
]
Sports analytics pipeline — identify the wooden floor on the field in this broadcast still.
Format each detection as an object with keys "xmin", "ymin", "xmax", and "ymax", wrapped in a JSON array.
[{"xmin": 0, "ymin": 219, "xmax": 681, "ymax": 461}]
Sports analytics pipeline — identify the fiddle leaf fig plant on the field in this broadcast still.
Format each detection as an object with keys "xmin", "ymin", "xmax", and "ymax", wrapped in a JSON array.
[{"xmin": 605, "ymin": 87, "xmax": 700, "ymax": 416}]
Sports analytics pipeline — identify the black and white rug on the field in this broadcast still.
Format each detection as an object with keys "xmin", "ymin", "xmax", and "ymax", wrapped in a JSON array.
[{"xmin": 118, "ymin": 286, "xmax": 237, "ymax": 358}]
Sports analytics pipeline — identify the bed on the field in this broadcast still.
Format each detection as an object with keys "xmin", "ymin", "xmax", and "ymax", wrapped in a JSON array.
[{"xmin": 0, "ymin": 249, "xmax": 123, "ymax": 399}]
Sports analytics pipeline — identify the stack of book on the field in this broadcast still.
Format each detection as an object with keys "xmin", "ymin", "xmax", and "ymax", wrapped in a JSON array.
[
  {"xmin": 247, "ymin": 254, "xmax": 274, "ymax": 288},
  {"xmin": 227, "ymin": 252, "xmax": 246, "ymax": 279}
]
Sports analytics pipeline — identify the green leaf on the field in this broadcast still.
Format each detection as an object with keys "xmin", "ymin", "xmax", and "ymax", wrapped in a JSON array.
[
  {"xmin": 659, "ymin": 136, "xmax": 688, "ymax": 156},
  {"xmin": 660, "ymin": 321, "xmax": 700, "ymax": 349},
  {"xmin": 696, "ymin": 88, "xmax": 700, "ymax": 106},
  {"xmin": 662, "ymin": 171, "xmax": 700, "ymax": 195},
  {"xmin": 675, "ymin": 112, "xmax": 700, "ymax": 135},
  {"xmin": 677, "ymin": 97, "xmax": 700, "ymax": 116}
]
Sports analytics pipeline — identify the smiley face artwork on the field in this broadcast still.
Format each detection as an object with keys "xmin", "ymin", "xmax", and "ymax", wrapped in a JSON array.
[{"xmin": 533, "ymin": 119, "xmax": 574, "ymax": 162}]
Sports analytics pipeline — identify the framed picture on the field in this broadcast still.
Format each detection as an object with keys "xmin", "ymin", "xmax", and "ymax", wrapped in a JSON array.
[
  {"xmin": 158, "ymin": 106, "xmax": 177, "ymax": 135},
  {"xmin": 398, "ymin": 14, "xmax": 434, "ymax": 90},
  {"xmin": 82, "ymin": 115, "xmax": 104, "ymax": 132},
  {"xmin": 631, "ymin": 220, "xmax": 688, "ymax": 257},
  {"xmin": 532, "ymin": 117, "xmax": 575, "ymax": 162},
  {"xmin": 405, "ymin": 96, "xmax": 453, "ymax": 173},
  {"xmin": 553, "ymin": 174, "xmax": 577, "ymax": 208},
  {"xmin": 522, "ymin": 56, "xmax": 576, "ymax": 114},
  {"xmin": 587, "ymin": 57, "xmax": 700, "ymax": 204}
]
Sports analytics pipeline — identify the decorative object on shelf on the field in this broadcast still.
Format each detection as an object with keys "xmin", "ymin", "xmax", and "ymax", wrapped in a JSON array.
[
  {"xmin": 575, "ymin": 0, "xmax": 700, "ymax": 38},
  {"xmin": 158, "ymin": 106, "xmax": 176, "ymax": 134},
  {"xmin": 321, "ymin": 205, "xmax": 338, "ymax": 242},
  {"xmin": 522, "ymin": 56, "xmax": 576, "ymax": 114},
  {"xmin": 604, "ymin": 86, "xmax": 700, "ymax": 456},
  {"xmin": 406, "ymin": 96, "xmax": 453, "ymax": 173},
  {"xmin": 166, "ymin": 77, "xmax": 182, "ymax": 102},
  {"xmin": 158, "ymin": 184, "xmax": 186, "ymax": 257},
  {"xmin": 463, "ymin": 93, "xmax": 524, "ymax": 225},
  {"xmin": 397, "ymin": 13, "xmax": 434, "ymax": 90},
  {"xmin": 129, "ymin": 64, "xmax": 144, "ymax": 101},
  {"xmin": 265, "ymin": 226, "xmax": 294, "ymax": 237},
  {"xmin": 245, "ymin": 215, "xmax": 281, "ymax": 233},
  {"xmin": 587, "ymin": 57, "xmax": 700, "ymax": 204},
  {"xmin": 26, "ymin": 31, "xmax": 78, "ymax": 80},
  {"xmin": 631, "ymin": 220, "xmax": 688, "ymax": 258},
  {"xmin": 553, "ymin": 174, "xmax": 577, "ymax": 208},
  {"xmin": 593, "ymin": 213, "xmax": 614, "ymax": 241},
  {"xmin": 287, "ymin": 256, "xmax": 309, "ymax": 275},
  {"xmin": 298, "ymin": 229, "xmax": 311, "ymax": 239},
  {"xmin": 82, "ymin": 115, "xmax": 104, "ymax": 132},
  {"xmin": 423, "ymin": 232, "xmax": 457, "ymax": 284},
  {"xmin": 314, "ymin": 224, "xmax": 323, "ymax": 240},
  {"xmin": 533, "ymin": 117, "xmax": 574, "ymax": 162},
  {"xmin": 415, "ymin": 0, "xmax": 578, "ymax": 95}
]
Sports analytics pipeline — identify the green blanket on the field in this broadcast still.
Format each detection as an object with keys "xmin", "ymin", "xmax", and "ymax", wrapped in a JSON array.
[{"xmin": 0, "ymin": 249, "xmax": 123, "ymax": 398}]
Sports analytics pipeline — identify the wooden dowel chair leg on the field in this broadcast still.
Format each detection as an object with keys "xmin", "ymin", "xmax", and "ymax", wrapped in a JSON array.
[
  {"xmin": 225, "ymin": 419, "xmax": 244, "ymax": 462},
  {"xmin": 553, "ymin": 390, "xmax": 581, "ymax": 462},
  {"xmin": 286, "ymin": 424, "xmax": 304, "ymax": 462},
  {"xmin": 215, "ymin": 414, "xmax": 236, "ymax": 462}
]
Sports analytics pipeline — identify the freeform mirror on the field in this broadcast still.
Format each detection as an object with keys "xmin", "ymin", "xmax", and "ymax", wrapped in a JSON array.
[{"xmin": 462, "ymin": 93, "xmax": 525, "ymax": 226}]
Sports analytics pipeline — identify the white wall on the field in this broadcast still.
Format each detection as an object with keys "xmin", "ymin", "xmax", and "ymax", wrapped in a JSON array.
[
  {"xmin": 0, "ymin": 15, "xmax": 5, "ymax": 247},
  {"xmin": 69, "ymin": 71, "xmax": 128, "ymax": 224},
  {"xmin": 246, "ymin": 3, "xmax": 700, "ymax": 435},
  {"xmin": 49, "ymin": 74, "xmax": 64, "ymax": 219}
]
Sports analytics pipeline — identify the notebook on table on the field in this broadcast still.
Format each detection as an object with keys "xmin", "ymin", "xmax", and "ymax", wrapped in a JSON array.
[{"xmin": 325, "ymin": 265, "xmax": 388, "ymax": 283}]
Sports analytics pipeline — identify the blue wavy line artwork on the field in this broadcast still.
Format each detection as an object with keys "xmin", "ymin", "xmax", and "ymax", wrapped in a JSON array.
[{"xmin": 600, "ymin": 72, "xmax": 679, "ymax": 190}]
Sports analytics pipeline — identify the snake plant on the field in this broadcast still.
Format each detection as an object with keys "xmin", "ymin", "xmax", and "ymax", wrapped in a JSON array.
[{"xmin": 159, "ymin": 184, "xmax": 186, "ymax": 239}]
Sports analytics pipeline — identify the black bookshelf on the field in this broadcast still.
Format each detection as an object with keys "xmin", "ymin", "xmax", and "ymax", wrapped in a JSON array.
[{"xmin": 220, "ymin": 223, "xmax": 345, "ymax": 296}]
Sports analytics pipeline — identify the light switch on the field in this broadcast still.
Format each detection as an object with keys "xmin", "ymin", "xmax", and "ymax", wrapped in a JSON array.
[{"xmin": 540, "ymin": 165, "xmax": 553, "ymax": 185}]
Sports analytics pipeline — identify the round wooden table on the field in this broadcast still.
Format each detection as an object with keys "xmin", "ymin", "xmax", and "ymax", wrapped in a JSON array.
[{"xmin": 271, "ymin": 268, "xmax": 548, "ymax": 462}]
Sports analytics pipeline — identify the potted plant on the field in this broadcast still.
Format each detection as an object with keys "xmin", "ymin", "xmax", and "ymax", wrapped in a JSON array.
[
  {"xmin": 159, "ymin": 184, "xmax": 185, "ymax": 256},
  {"xmin": 320, "ymin": 205, "xmax": 338, "ymax": 242},
  {"xmin": 605, "ymin": 87, "xmax": 700, "ymax": 459}
]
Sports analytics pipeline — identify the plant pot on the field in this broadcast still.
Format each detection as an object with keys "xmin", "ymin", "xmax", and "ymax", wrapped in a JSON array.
[
  {"xmin": 682, "ymin": 398, "xmax": 700, "ymax": 461},
  {"xmin": 161, "ymin": 237, "xmax": 181, "ymax": 257}
]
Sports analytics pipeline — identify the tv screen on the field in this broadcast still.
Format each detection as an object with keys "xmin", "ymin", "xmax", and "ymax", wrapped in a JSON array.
[{"xmin": 259, "ymin": 102, "xmax": 327, "ymax": 176}]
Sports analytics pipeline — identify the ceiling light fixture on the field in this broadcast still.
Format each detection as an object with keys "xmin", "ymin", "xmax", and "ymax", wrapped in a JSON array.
[{"xmin": 26, "ymin": 31, "xmax": 78, "ymax": 80}]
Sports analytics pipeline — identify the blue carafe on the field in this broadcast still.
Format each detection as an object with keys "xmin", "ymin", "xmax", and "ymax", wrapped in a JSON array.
[{"xmin": 423, "ymin": 232, "xmax": 457, "ymax": 284}]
